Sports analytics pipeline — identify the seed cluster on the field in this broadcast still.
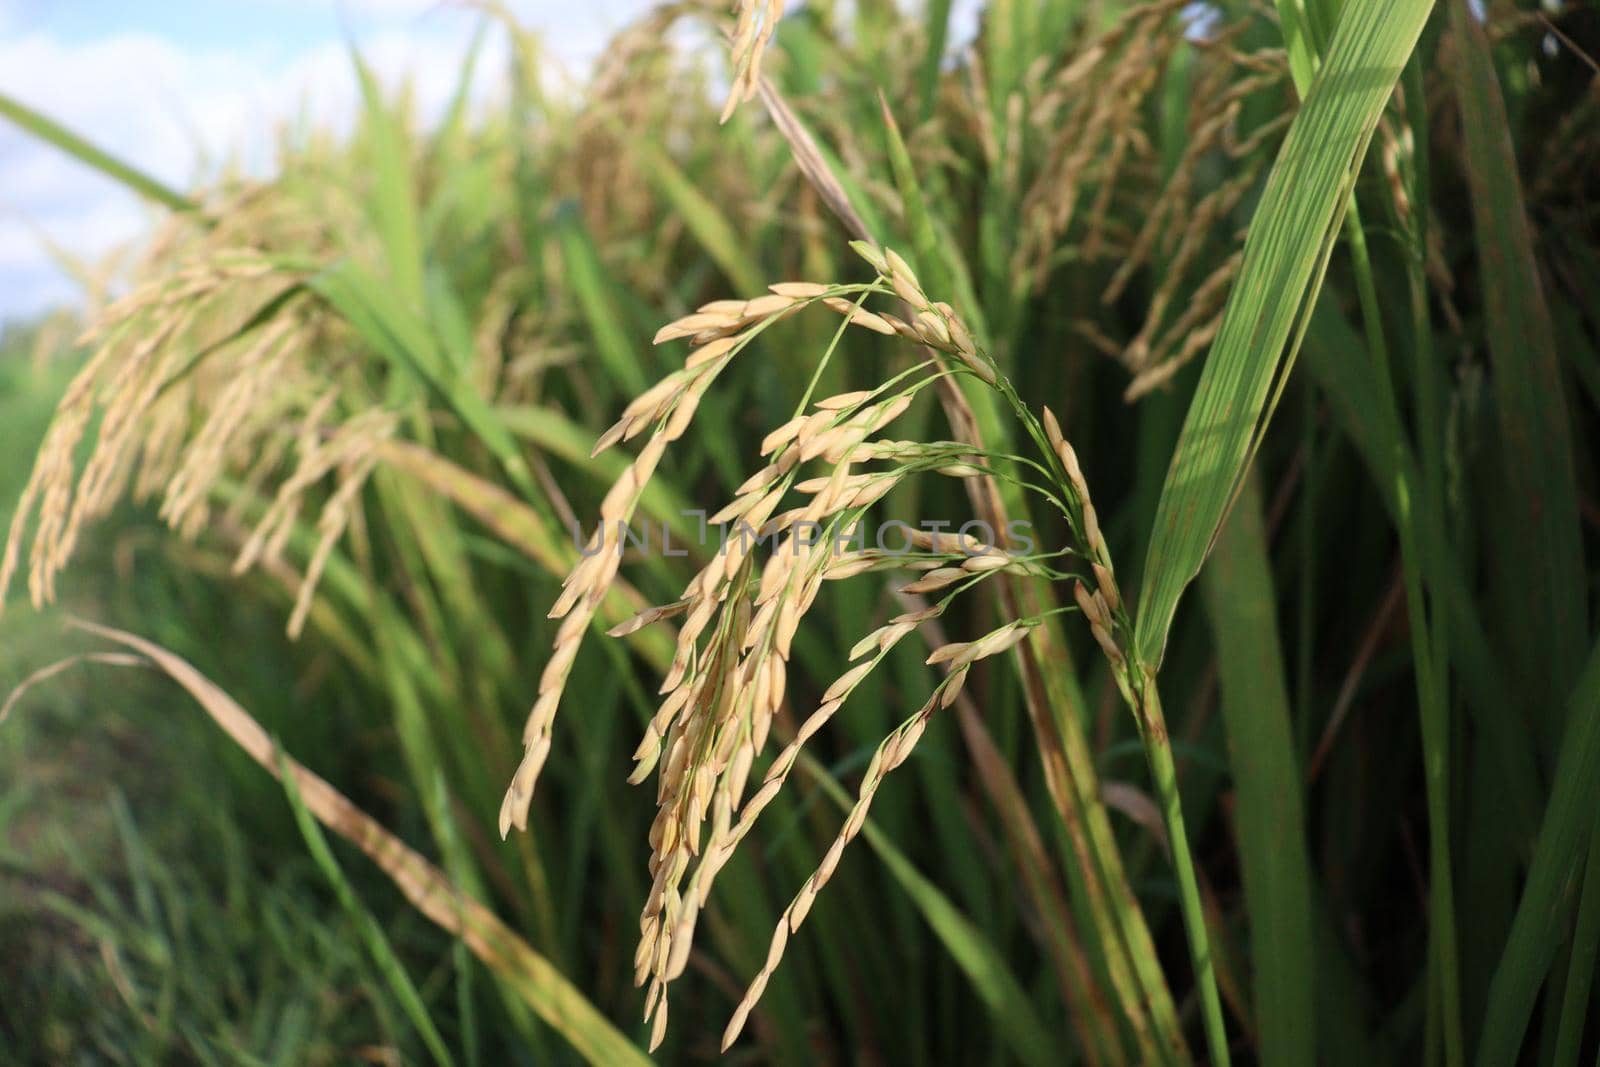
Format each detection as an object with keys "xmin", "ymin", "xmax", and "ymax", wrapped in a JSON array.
[
  {"xmin": 499, "ymin": 243, "xmax": 1067, "ymax": 1049},
  {"xmin": 0, "ymin": 248, "xmax": 396, "ymax": 632},
  {"xmin": 721, "ymin": 0, "xmax": 786, "ymax": 123},
  {"xmin": 1039, "ymin": 405, "xmax": 1150, "ymax": 730}
]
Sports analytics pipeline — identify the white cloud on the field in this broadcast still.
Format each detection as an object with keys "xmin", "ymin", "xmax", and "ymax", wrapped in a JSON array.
[
  {"xmin": 0, "ymin": 3, "xmax": 649, "ymax": 322},
  {"xmin": 267, "ymin": 0, "xmax": 452, "ymax": 14}
]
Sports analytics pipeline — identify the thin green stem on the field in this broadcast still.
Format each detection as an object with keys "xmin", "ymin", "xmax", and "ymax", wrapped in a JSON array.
[
  {"xmin": 1347, "ymin": 199, "xmax": 1463, "ymax": 1067},
  {"xmin": 1139, "ymin": 676, "xmax": 1231, "ymax": 1067},
  {"xmin": 1552, "ymin": 817, "xmax": 1600, "ymax": 1067},
  {"xmin": 949, "ymin": 363, "xmax": 1190, "ymax": 1060},
  {"xmin": 991, "ymin": 362, "xmax": 1222, "ymax": 1065}
]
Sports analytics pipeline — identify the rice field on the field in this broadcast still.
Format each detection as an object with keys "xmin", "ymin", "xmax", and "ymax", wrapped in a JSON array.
[{"xmin": 2, "ymin": 0, "xmax": 1598, "ymax": 1063}]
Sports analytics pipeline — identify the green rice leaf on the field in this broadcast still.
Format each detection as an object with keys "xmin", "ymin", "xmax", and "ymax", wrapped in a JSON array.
[
  {"xmin": 1200, "ymin": 476, "xmax": 1315, "ymax": 1067},
  {"xmin": 879, "ymin": 95, "xmax": 986, "ymax": 344},
  {"xmin": 1447, "ymin": 0, "xmax": 1587, "ymax": 733},
  {"xmin": 275, "ymin": 749, "xmax": 457, "ymax": 1067},
  {"xmin": 916, "ymin": 0, "xmax": 953, "ymax": 118},
  {"xmin": 1134, "ymin": 0, "xmax": 1433, "ymax": 668},
  {"xmin": 374, "ymin": 438, "xmax": 676, "ymax": 672},
  {"xmin": 1551, "ymin": 812, "xmax": 1600, "ymax": 1067},
  {"xmin": 73, "ymin": 621, "xmax": 653, "ymax": 1067},
  {"xmin": 554, "ymin": 204, "xmax": 649, "ymax": 395},
  {"xmin": 351, "ymin": 47, "xmax": 426, "ymax": 305},
  {"xmin": 0, "ymin": 90, "xmax": 200, "ymax": 215},
  {"xmin": 310, "ymin": 261, "xmax": 537, "ymax": 498},
  {"xmin": 496, "ymin": 405, "xmax": 701, "ymax": 547},
  {"xmin": 1478, "ymin": 638, "xmax": 1600, "ymax": 1064}
]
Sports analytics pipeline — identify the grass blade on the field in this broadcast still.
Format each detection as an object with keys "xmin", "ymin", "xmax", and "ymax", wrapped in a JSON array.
[
  {"xmin": 351, "ymin": 47, "xmax": 425, "ymax": 305},
  {"xmin": 1133, "ymin": 0, "xmax": 1434, "ymax": 667},
  {"xmin": 1479, "ymin": 637, "xmax": 1600, "ymax": 1064},
  {"xmin": 71, "ymin": 618, "xmax": 654, "ymax": 1067},
  {"xmin": 879, "ymin": 95, "xmax": 986, "ymax": 345},
  {"xmin": 309, "ymin": 262, "xmax": 537, "ymax": 497},
  {"xmin": 1200, "ymin": 475, "xmax": 1314, "ymax": 1066},
  {"xmin": 1446, "ymin": 0, "xmax": 1587, "ymax": 735},
  {"xmin": 554, "ymin": 204, "xmax": 649, "ymax": 396},
  {"xmin": 275, "ymin": 748, "xmax": 457, "ymax": 1067},
  {"xmin": 0, "ymin": 90, "xmax": 199, "ymax": 215},
  {"xmin": 495, "ymin": 405, "xmax": 702, "ymax": 547},
  {"xmin": 916, "ymin": 0, "xmax": 953, "ymax": 119},
  {"xmin": 1551, "ymin": 814, "xmax": 1600, "ymax": 1067}
]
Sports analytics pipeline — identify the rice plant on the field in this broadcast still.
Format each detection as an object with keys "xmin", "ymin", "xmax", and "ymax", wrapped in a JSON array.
[{"xmin": 2, "ymin": 0, "xmax": 1597, "ymax": 1063}]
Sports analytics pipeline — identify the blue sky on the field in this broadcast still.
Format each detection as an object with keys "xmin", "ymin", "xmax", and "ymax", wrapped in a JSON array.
[
  {"xmin": 3, "ymin": 0, "xmax": 368, "ymax": 51},
  {"xmin": 0, "ymin": 1, "xmax": 662, "ymax": 319}
]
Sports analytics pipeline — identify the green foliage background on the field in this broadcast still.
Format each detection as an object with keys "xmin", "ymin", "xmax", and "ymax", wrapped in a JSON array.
[{"xmin": 2, "ymin": 0, "xmax": 1598, "ymax": 1063}]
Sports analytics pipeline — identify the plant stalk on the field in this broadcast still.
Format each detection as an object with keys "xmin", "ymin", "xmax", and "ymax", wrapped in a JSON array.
[{"xmin": 1135, "ymin": 672, "xmax": 1232, "ymax": 1067}]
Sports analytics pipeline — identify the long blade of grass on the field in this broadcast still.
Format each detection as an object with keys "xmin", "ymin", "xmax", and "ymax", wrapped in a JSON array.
[
  {"xmin": 495, "ymin": 405, "xmax": 703, "ymax": 549},
  {"xmin": 1300, "ymin": 300, "xmax": 1542, "ymax": 838},
  {"xmin": 375, "ymin": 440, "xmax": 567, "ymax": 576},
  {"xmin": 1551, "ymin": 814, "xmax": 1600, "ymax": 1067},
  {"xmin": 878, "ymin": 95, "xmax": 951, "ymax": 302},
  {"xmin": 915, "ymin": 0, "xmax": 953, "ymax": 119},
  {"xmin": 351, "ymin": 47, "xmax": 426, "ymax": 305},
  {"xmin": 72, "ymin": 618, "xmax": 653, "ymax": 1067},
  {"xmin": 433, "ymin": 20, "xmax": 488, "ymax": 166},
  {"xmin": 310, "ymin": 262, "xmax": 537, "ymax": 498},
  {"xmin": 1446, "ymin": 0, "xmax": 1587, "ymax": 736},
  {"xmin": 275, "ymin": 749, "xmax": 457, "ymax": 1067},
  {"xmin": 554, "ymin": 204, "xmax": 649, "ymax": 396},
  {"xmin": 878, "ymin": 95, "xmax": 987, "ymax": 345},
  {"xmin": 1200, "ymin": 475, "xmax": 1315, "ymax": 1067},
  {"xmin": 1478, "ymin": 637, "xmax": 1600, "ymax": 1064},
  {"xmin": 0, "ymin": 90, "xmax": 200, "ymax": 215},
  {"xmin": 1133, "ymin": 0, "xmax": 1434, "ymax": 667}
]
